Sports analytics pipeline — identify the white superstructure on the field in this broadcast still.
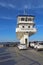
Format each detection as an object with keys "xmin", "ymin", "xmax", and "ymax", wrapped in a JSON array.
[{"xmin": 16, "ymin": 15, "xmax": 37, "ymax": 49}]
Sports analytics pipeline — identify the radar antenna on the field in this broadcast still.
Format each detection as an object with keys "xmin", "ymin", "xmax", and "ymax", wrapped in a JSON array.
[{"xmin": 24, "ymin": 5, "xmax": 28, "ymax": 15}]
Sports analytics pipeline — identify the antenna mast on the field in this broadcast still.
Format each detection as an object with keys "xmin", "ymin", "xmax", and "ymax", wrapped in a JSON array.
[{"xmin": 24, "ymin": 5, "xmax": 28, "ymax": 15}]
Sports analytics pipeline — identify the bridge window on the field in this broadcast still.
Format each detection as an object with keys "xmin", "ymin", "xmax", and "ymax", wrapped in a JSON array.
[
  {"xmin": 28, "ymin": 18, "xmax": 32, "ymax": 21},
  {"xmin": 21, "ymin": 18, "xmax": 24, "ymax": 21}
]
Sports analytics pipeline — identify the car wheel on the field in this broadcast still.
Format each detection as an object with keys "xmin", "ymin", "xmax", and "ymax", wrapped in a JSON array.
[{"xmin": 35, "ymin": 47, "xmax": 39, "ymax": 51}]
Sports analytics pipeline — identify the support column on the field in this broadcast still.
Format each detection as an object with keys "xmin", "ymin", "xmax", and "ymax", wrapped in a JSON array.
[
  {"xmin": 24, "ymin": 33, "xmax": 29, "ymax": 48},
  {"xmin": 20, "ymin": 35, "xmax": 24, "ymax": 44}
]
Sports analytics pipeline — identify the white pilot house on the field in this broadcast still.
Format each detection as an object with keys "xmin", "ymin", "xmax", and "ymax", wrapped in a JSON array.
[{"xmin": 16, "ymin": 15, "xmax": 37, "ymax": 49}]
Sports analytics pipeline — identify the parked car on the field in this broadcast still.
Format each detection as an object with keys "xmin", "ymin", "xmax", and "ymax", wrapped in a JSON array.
[
  {"xmin": 18, "ymin": 44, "xmax": 27, "ymax": 50},
  {"xmin": 34, "ymin": 42, "xmax": 43, "ymax": 51},
  {"xmin": 30, "ymin": 42, "xmax": 35, "ymax": 48}
]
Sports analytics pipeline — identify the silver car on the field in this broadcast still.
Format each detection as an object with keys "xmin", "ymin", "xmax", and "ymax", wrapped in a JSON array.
[
  {"xmin": 18, "ymin": 44, "xmax": 27, "ymax": 50},
  {"xmin": 34, "ymin": 42, "xmax": 43, "ymax": 50},
  {"xmin": 30, "ymin": 42, "xmax": 35, "ymax": 48}
]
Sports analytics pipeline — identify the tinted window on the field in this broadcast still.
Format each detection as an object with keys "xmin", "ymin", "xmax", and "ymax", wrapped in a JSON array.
[
  {"xmin": 28, "ymin": 18, "xmax": 32, "ymax": 21},
  {"xmin": 21, "ymin": 18, "xmax": 24, "ymax": 21}
]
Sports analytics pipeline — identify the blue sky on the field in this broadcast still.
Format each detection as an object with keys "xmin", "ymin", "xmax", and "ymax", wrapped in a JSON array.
[{"xmin": 0, "ymin": 0, "xmax": 43, "ymax": 42}]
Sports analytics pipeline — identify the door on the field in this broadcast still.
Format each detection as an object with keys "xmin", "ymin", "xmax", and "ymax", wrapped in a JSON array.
[{"xmin": 25, "ymin": 38, "xmax": 27, "ymax": 45}]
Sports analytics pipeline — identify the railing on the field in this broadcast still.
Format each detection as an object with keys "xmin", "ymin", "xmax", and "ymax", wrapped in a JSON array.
[
  {"xmin": 17, "ymin": 21, "xmax": 34, "ymax": 24},
  {"xmin": 16, "ymin": 27, "xmax": 37, "ymax": 32}
]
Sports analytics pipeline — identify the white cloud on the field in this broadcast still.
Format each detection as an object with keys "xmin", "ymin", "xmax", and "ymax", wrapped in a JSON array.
[
  {"xmin": 0, "ymin": 16, "xmax": 14, "ymax": 20},
  {"xmin": 32, "ymin": 5, "xmax": 43, "ymax": 9},
  {"xmin": 0, "ymin": 2, "xmax": 16, "ymax": 8},
  {"xmin": 24, "ymin": 4, "xmax": 31, "ymax": 9},
  {"xmin": 8, "ymin": 4, "xmax": 15, "ymax": 8},
  {"xmin": 24, "ymin": 5, "xmax": 28, "ymax": 9},
  {"xmin": 23, "ymin": 4, "xmax": 43, "ymax": 10},
  {"xmin": 36, "ymin": 25, "xmax": 43, "ymax": 28},
  {"xmin": 0, "ymin": 2, "xmax": 6, "ymax": 7},
  {"xmin": 1, "ymin": 1, "xmax": 43, "ymax": 9},
  {"xmin": 0, "ymin": 2, "xmax": 43, "ymax": 9}
]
